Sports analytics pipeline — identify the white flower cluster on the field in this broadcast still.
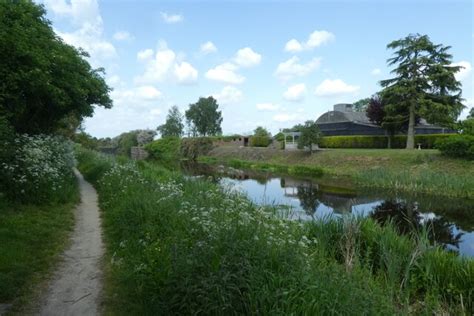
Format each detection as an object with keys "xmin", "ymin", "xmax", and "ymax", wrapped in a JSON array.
[{"xmin": 1, "ymin": 134, "xmax": 75, "ymax": 200}]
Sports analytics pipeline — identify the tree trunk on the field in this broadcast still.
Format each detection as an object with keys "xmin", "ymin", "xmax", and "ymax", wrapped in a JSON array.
[
  {"xmin": 387, "ymin": 136, "xmax": 392, "ymax": 149},
  {"xmin": 406, "ymin": 102, "xmax": 415, "ymax": 149}
]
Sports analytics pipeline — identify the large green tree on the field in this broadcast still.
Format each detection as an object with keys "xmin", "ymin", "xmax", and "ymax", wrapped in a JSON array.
[
  {"xmin": 185, "ymin": 97, "xmax": 223, "ymax": 136},
  {"xmin": 158, "ymin": 106, "xmax": 184, "ymax": 137},
  {"xmin": 0, "ymin": 1, "xmax": 112, "ymax": 135},
  {"xmin": 380, "ymin": 34, "xmax": 464, "ymax": 149}
]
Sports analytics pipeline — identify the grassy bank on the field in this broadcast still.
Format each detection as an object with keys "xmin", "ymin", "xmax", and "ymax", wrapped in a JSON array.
[
  {"xmin": 0, "ymin": 187, "xmax": 77, "ymax": 311},
  {"xmin": 77, "ymin": 148, "xmax": 473, "ymax": 315},
  {"xmin": 204, "ymin": 147, "xmax": 474, "ymax": 199}
]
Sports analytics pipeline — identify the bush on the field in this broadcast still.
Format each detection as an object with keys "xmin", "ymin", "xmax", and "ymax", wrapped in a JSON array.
[
  {"xmin": 145, "ymin": 137, "xmax": 181, "ymax": 165},
  {"xmin": 0, "ymin": 134, "xmax": 76, "ymax": 203},
  {"xmin": 250, "ymin": 136, "xmax": 271, "ymax": 147},
  {"xmin": 319, "ymin": 134, "xmax": 455, "ymax": 149},
  {"xmin": 435, "ymin": 135, "xmax": 474, "ymax": 160},
  {"xmin": 180, "ymin": 137, "xmax": 214, "ymax": 160}
]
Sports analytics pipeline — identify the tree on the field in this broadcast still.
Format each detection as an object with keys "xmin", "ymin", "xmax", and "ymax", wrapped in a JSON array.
[
  {"xmin": 157, "ymin": 106, "xmax": 184, "ymax": 137},
  {"xmin": 380, "ymin": 34, "xmax": 464, "ymax": 149},
  {"xmin": 0, "ymin": 1, "xmax": 112, "ymax": 135},
  {"xmin": 468, "ymin": 108, "xmax": 474, "ymax": 119},
  {"xmin": 353, "ymin": 98, "xmax": 371, "ymax": 112},
  {"xmin": 185, "ymin": 97, "xmax": 223, "ymax": 136},
  {"xmin": 253, "ymin": 126, "xmax": 270, "ymax": 137},
  {"xmin": 297, "ymin": 120, "xmax": 322, "ymax": 154}
]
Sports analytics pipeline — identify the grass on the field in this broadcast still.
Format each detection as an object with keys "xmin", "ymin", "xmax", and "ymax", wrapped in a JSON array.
[
  {"xmin": 0, "ymin": 184, "xmax": 78, "ymax": 311},
  {"xmin": 204, "ymin": 147, "xmax": 474, "ymax": 199},
  {"xmin": 76, "ymin": 147, "xmax": 473, "ymax": 315}
]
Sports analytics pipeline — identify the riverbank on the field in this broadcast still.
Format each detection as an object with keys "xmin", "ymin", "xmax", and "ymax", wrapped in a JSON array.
[
  {"xmin": 203, "ymin": 147, "xmax": 474, "ymax": 199},
  {"xmin": 76, "ymin": 148, "xmax": 473, "ymax": 315}
]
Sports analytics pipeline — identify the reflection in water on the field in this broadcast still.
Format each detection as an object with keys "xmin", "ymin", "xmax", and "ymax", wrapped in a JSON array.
[
  {"xmin": 370, "ymin": 200, "xmax": 463, "ymax": 251},
  {"xmin": 182, "ymin": 163, "xmax": 474, "ymax": 257}
]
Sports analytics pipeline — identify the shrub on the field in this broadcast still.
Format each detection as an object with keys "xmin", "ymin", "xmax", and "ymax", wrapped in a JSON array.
[
  {"xmin": 180, "ymin": 137, "xmax": 214, "ymax": 160},
  {"xmin": 0, "ymin": 134, "xmax": 76, "ymax": 203},
  {"xmin": 250, "ymin": 136, "xmax": 271, "ymax": 147},
  {"xmin": 145, "ymin": 137, "xmax": 181, "ymax": 165},
  {"xmin": 319, "ymin": 134, "xmax": 455, "ymax": 149},
  {"xmin": 435, "ymin": 135, "xmax": 474, "ymax": 160}
]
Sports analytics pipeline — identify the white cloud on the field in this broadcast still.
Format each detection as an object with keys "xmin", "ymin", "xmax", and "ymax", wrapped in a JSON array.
[
  {"xmin": 137, "ymin": 49, "xmax": 154, "ymax": 61},
  {"xmin": 275, "ymin": 56, "xmax": 321, "ymax": 81},
  {"xmin": 314, "ymin": 79, "xmax": 360, "ymax": 97},
  {"xmin": 233, "ymin": 47, "xmax": 262, "ymax": 67},
  {"xmin": 200, "ymin": 41, "xmax": 217, "ymax": 54},
  {"xmin": 113, "ymin": 31, "xmax": 133, "ymax": 41},
  {"xmin": 283, "ymin": 83, "xmax": 306, "ymax": 102},
  {"xmin": 135, "ymin": 43, "xmax": 198, "ymax": 85},
  {"xmin": 44, "ymin": 0, "xmax": 116, "ymax": 64},
  {"xmin": 135, "ymin": 86, "xmax": 162, "ymax": 100},
  {"xmin": 284, "ymin": 30, "xmax": 334, "ymax": 52},
  {"xmin": 371, "ymin": 68, "xmax": 381, "ymax": 75},
  {"xmin": 284, "ymin": 39, "xmax": 303, "ymax": 53},
  {"xmin": 160, "ymin": 12, "xmax": 183, "ymax": 24},
  {"xmin": 205, "ymin": 63, "xmax": 245, "ymax": 84},
  {"xmin": 212, "ymin": 86, "xmax": 243, "ymax": 105},
  {"xmin": 256, "ymin": 103, "xmax": 280, "ymax": 111},
  {"xmin": 452, "ymin": 61, "xmax": 472, "ymax": 81},
  {"xmin": 174, "ymin": 62, "xmax": 198, "ymax": 84}
]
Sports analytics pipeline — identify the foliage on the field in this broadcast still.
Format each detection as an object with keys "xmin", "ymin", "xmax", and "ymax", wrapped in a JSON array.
[
  {"xmin": 144, "ymin": 137, "xmax": 181, "ymax": 166},
  {"xmin": 77, "ymin": 149, "xmax": 473, "ymax": 315},
  {"xmin": 74, "ymin": 132, "xmax": 98, "ymax": 150},
  {"xmin": 0, "ymin": 1, "xmax": 112, "ymax": 135},
  {"xmin": 380, "ymin": 34, "xmax": 464, "ymax": 149},
  {"xmin": 185, "ymin": 97, "xmax": 223, "ymax": 136},
  {"xmin": 0, "ymin": 134, "xmax": 77, "ymax": 203},
  {"xmin": 274, "ymin": 132, "xmax": 285, "ymax": 142},
  {"xmin": 249, "ymin": 136, "xmax": 271, "ymax": 147},
  {"xmin": 297, "ymin": 120, "xmax": 322, "ymax": 153},
  {"xmin": 180, "ymin": 137, "xmax": 214, "ymax": 160},
  {"xmin": 435, "ymin": 135, "xmax": 474, "ymax": 160},
  {"xmin": 319, "ymin": 134, "xmax": 454, "ymax": 149},
  {"xmin": 253, "ymin": 126, "xmax": 270, "ymax": 137},
  {"xmin": 282, "ymin": 123, "xmax": 304, "ymax": 133},
  {"xmin": 459, "ymin": 118, "xmax": 474, "ymax": 136},
  {"xmin": 353, "ymin": 97, "xmax": 370, "ymax": 112},
  {"xmin": 366, "ymin": 95, "xmax": 386, "ymax": 126},
  {"xmin": 157, "ymin": 106, "xmax": 184, "ymax": 138}
]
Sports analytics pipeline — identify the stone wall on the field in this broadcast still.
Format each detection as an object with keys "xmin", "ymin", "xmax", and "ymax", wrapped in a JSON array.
[{"xmin": 130, "ymin": 146, "xmax": 149, "ymax": 160}]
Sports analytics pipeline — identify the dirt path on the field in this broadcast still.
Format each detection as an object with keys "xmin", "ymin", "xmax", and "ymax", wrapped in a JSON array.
[{"xmin": 37, "ymin": 169, "xmax": 104, "ymax": 316}]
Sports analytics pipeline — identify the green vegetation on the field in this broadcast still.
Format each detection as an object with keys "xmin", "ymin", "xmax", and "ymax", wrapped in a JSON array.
[
  {"xmin": 225, "ymin": 159, "xmax": 323, "ymax": 177},
  {"xmin": 185, "ymin": 96, "xmax": 223, "ymax": 136},
  {"xmin": 0, "ymin": 196, "xmax": 76, "ymax": 309},
  {"xmin": 0, "ymin": 0, "xmax": 112, "ymax": 135},
  {"xmin": 320, "ymin": 134, "xmax": 454, "ymax": 149},
  {"xmin": 249, "ymin": 136, "xmax": 271, "ymax": 147},
  {"xmin": 380, "ymin": 34, "xmax": 463, "ymax": 149},
  {"xmin": 157, "ymin": 106, "xmax": 184, "ymax": 138},
  {"xmin": 205, "ymin": 147, "xmax": 474, "ymax": 199},
  {"xmin": 77, "ymin": 148, "xmax": 473, "ymax": 315},
  {"xmin": 145, "ymin": 137, "xmax": 181, "ymax": 166},
  {"xmin": 297, "ymin": 120, "xmax": 322, "ymax": 153},
  {"xmin": 436, "ymin": 135, "xmax": 474, "ymax": 160}
]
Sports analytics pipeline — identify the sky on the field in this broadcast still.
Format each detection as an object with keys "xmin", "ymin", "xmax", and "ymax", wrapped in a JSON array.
[{"xmin": 39, "ymin": 0, "xmax": 473, "ymax": 138}]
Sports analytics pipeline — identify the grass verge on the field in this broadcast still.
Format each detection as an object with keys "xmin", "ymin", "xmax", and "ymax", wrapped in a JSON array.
[
  {"xmin": 0, "ymin": 179, "xmax": 78, "ymax": 312},
  {"xmin": 77, "ymin": 148, "xmax": 473, "ymax": 315}
]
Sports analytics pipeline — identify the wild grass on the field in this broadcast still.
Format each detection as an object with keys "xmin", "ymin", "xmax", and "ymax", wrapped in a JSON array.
[
  {"xmin": 76, "ymin": 148, "xmax": 473, "ymax": 315},
  {"xmin": 356, "ymin": 168, "xmax": 474, "ymax": 199},
  {"xmin": 0, "ymin": 189, "xmax": 77, "ymax": 309}
]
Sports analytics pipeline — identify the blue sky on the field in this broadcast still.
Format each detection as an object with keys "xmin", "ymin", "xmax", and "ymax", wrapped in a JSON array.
[{"xmin": 40, "ymin": 0, "xmax": 473, "ymax": 137}]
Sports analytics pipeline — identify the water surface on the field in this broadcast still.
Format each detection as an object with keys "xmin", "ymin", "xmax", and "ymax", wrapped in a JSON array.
[{"xmin": 183, "ymin": 163, "xmax": 474, "ymax": 257}]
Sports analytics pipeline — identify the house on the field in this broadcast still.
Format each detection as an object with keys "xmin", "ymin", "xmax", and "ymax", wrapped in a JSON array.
[{"xmin": 315, "ymin": 103, "xmax": 452, "ymax": 136}]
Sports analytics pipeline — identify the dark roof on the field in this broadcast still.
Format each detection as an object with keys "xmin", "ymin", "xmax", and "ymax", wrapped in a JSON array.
[{"xmin": 316, "ymin": 111, "xmax": 373, "ymax": 125}]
